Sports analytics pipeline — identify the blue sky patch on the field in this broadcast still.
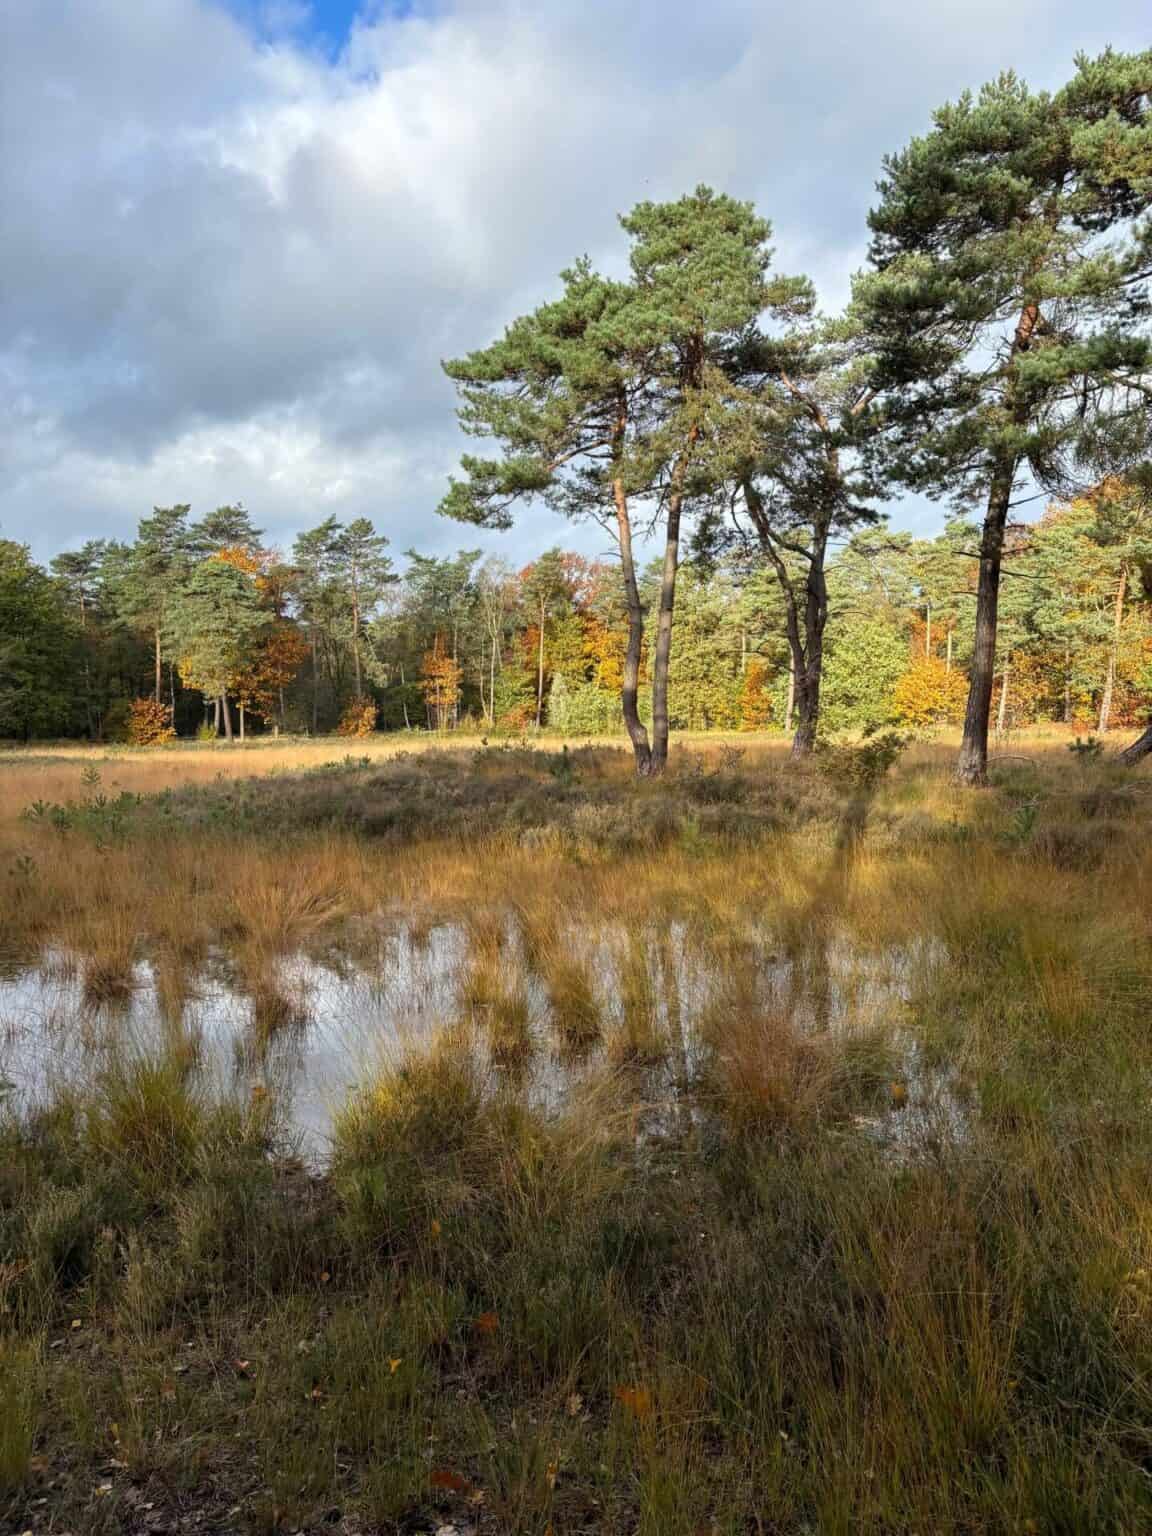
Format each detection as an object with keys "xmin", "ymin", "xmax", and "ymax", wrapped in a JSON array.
[{"xmin": 219, "ymin": 1, "xmax": 421, "ymax": 55}]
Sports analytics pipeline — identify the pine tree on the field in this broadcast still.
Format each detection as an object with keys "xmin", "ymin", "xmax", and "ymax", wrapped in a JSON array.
[
  {"xmin": 122, "ymin": 506, "xmax": 192, "ymax": 704},
  {"xmin": 193, "ymin": 504, "xmax": 263, "ymax": 556},
  {"xmin": 859, "ymin": 49, "xmax": 1152, "ymax": 783},
  {"xmin": 331, "ymin": 518, "xmax": 396, "ymax": 702},
  {"xmin": 722, "ymin": 302, "xmax": 886, "ymax": 754},
  {"xmin": 166, "ymin": 558, "xmax": 263, "ymax": 741},
  {"xmin": 50, "ymin": 540, "xmax": 110, "ymax": 738},
  {"xmin": 441, "ymin": 188, "xmax": 785, "ymax": 775},
  {"xmin": 292, "ymin": 518, "xmax": 344, "ymax": 733}
]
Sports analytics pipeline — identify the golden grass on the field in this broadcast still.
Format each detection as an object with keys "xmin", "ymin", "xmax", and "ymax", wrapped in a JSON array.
[{"xmin": 5, "ymin": 726, "xmax": 1152, "ymax": 1529}]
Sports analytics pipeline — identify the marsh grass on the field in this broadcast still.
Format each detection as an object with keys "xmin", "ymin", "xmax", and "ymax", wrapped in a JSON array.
[{"xmin": 4, "ymin": 733, "xmax": 1152, "ymax": 1530}]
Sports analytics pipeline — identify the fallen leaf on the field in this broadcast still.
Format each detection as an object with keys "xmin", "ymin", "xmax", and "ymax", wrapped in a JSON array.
[
  {"xmin": 545, "ymin": 1461, "xmax": 558, "ymax": 1489},
  {"xmin": 430, "ymin": 1468, "xmax": 470, "ymax": 1492},
  {"xmin": 160, "ymin": 1379, "xmax": 177, "ymax": 1402},
  {"xmin": 614, "ymin": 1384, "xmax": 653, "ymax": 1419},
  {"xmin": 70, "ymin": 1318, "xmax": 83, "ymax": 1330},
  {"xmin": 473, "ymin": 1311, "xmax": 499, "ymax": 1336},
  {"xmin": 889, "ymin": 1080, "xmax": 908, "ymax": 1107},
  {"xmin": 389, "ymin": 1356, "xmax": 403, "ymax": 1374},
  {"xmin": 430, "ymin": 1218, "xmax": 443, "ymax": 1238},
  {"xmin": 566, "ymin": 1392, "xmax": 584, "ymax": 1417}
]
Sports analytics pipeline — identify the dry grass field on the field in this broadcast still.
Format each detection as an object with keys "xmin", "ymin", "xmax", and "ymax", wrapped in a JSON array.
[{"xmin": 3, "ymin": 727, "xmax": 1152, "ymax": 1534}]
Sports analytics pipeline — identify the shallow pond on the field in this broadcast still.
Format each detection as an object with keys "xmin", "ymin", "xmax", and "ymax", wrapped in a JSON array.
[{"xmin": 0, "ymin": 918, "xmax": 967, "ymax": 1161}]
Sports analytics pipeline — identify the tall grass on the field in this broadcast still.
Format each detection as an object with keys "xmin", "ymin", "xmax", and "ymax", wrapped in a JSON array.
[{"xmin": 3, "ymin": 734, "xmax": 1152, "ymax": 1529}]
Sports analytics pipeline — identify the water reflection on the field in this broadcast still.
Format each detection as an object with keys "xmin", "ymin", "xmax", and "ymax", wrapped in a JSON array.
[{"xmin": 0, "ymin": 918, "xmax": 967, "ymax": 1162}]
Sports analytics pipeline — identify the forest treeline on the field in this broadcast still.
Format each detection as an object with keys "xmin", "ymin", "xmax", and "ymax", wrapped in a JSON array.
[
  {"xmin": 4, "ymin": 47, "xmax": 1152, "ymax": 778},
  {"xmin": 3, "ymin": 478, "xmax": 1152, "ymax": 750}
]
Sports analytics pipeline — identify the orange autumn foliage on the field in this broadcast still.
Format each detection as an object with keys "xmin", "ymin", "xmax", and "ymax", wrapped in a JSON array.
[
  {"xmin": 739, "ymin": 659, "xmax": 772, "ymax": 731},
  {"xmin": 584, "ymin": 615, "xmax": 629, "ymax": 692},
  {"xmin": 892, "ymin": 655, "xmax": 968, "ymax": 728},
  {"xmin": 336, "ymin": 697, "xmax": 378, "ymax": 737},
  {"xmin": 422, "ymin": 635, "xmax": 463, "ymax": 730},
  {"xmin": 233, "ymin": 623, "xmax": 309, "ymax": 721},
  {"xmin": 125, "ymin": 698, "xmax": 176, "ymax": 746}
]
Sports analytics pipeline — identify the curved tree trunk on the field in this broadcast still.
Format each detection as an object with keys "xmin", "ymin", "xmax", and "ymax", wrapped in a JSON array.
[{"xmin": 1120, "ymin": 721, "xmax": 1152, "ymax": 766}]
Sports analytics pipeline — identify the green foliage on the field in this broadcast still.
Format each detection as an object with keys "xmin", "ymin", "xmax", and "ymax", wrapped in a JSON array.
[
  {"xmin": 1068, "ymin": 735, "xmax": 1104, "ymax": 760},
  {"xmin": 819, "ymin": 614, "xmax": 908, "ymax": 733},
  {"xmin": 547, "ymin": 674, "xmax": 622, "ymax": 735},
  {"xmin": 0, "ymin": 540, "xmax": 80, "ymax": 738},
  {"xmin": 165, "ymin": 558, "xmax": 264, "ymax": 702},
  {"xmin": 859, "ymin": 53, "xmax": 1152, "ymax": 509},
  {"xmin": 815, "ymin": 728, "xmax": 909, "ymax": 791}
]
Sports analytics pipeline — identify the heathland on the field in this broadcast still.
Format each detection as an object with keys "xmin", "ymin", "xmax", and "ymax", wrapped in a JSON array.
[{"xmin": 3, "ymin": 729, "xmax": 1152, "ymax": 1534}]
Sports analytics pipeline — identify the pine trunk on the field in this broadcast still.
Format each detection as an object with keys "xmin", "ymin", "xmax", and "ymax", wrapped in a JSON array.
[
  {"xmin": 611, "ymin": 405, "xmax": 652, "ymax": 774},
  {"xmin": 649, "ymin": 497, "xmax": 682, "ymax": 776},
  {"xmin": 536, "ymin": 602, "xmax": 545, "ymax": 729},
  {"xmin": 220, "ymin": 694, "xmax": 234, "ymax": 742},
  {"xmin": 956, "ymin": 456, "xmax": 1016, "ymax": 785},
  {"xmin": 791, "ymin": 532, "xmax": 829, "ymax": 759},
  {"xmin": 311, "ymin": 632, "xmax": 319, "ymax": 735},
  {"xmin": 154, "ymin": 625, "xmax": 162, "ymax": 705},
  {"xmin": 352, "ymin": 605, "xmax": 362, "ymax": 700}
]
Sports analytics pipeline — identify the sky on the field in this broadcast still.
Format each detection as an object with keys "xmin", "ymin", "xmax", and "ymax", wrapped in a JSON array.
[{"xmin": 2, "ymin": 0, "xmax": 1149, "ymax": 570}]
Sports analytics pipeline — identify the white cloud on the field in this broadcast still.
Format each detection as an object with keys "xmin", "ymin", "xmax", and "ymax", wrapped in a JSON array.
[{"xmin": 1, "ymin": 0, "xmax": 1149, "ymax": 561}]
